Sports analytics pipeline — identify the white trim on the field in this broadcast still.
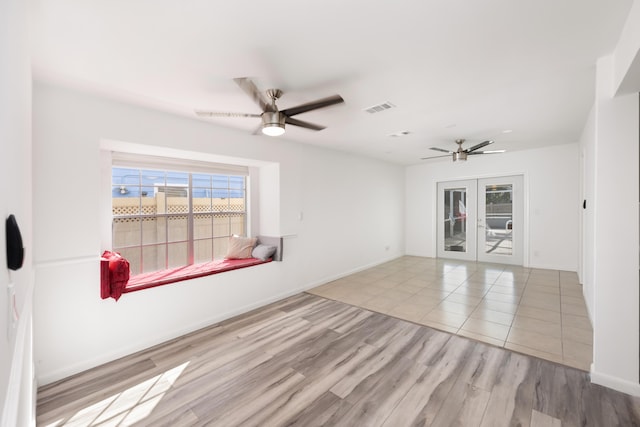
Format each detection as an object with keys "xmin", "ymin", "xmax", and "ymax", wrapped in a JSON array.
[
  {"xmin": 112, "ymin": 152, "xmax": 249, "ymax": 176},
  {"xmin": 1, "ymin": 277, "xmax": 35, "ymax": 427},
  {"xmin": 591, "ymin": 366, "xmax": 640, "ymax": 397},
  {"xmin": 100, "ymin": 139, "xmax": 274, "ymax": 168}
]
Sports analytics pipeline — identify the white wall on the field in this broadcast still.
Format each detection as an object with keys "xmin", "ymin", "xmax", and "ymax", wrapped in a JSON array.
[
  {"xmin": 0, "ymin": 0, "xmax": 35, "ymax": 425},
  {"xmin": 405, "ymin": 143, "xmax": 580, "ymax": 271},
  {"xmin": 614, "ymin": 0, "xmax": 640, "ymax": 95},
  {"xmin": 32, "ymin": 82, "xmax": 405, "ymax": 385},
  {"xmin": 580, "ymin": 3, "xmax": 640, "ymax": 396},
  {"xmin": 588, "ymin": 53, "xmax": 640, "ymax": 396}
]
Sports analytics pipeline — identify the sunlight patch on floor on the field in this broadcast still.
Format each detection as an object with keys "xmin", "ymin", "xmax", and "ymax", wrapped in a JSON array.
[{"xmin": 45, "ymin": 361, "xmax": 190, "ymax": 427}]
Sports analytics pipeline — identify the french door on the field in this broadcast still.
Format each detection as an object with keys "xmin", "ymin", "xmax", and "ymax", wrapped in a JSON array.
[{"xmin": 437, "ymin": 175, "xmax": 524, "ymax": 265}]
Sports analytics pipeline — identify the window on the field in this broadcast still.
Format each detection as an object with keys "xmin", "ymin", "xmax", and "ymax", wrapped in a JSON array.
[{"xmin": 111, "ymin": 165, "xmax": 247, "ymax": 275}]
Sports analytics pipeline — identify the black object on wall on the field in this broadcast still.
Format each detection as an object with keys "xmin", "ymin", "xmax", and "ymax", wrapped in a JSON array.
[{"xmin": 6, "ymin": 214, "xmax": 24, "ymax": 270}]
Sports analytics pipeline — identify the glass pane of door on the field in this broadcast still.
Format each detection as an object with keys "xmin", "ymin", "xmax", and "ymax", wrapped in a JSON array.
[
  {"xmin": 444, "ymin": 187, "xmax": 468, "ymax": 253},
  {"xmin": 477, "ymin": 175, "xmax": 523, "ymax": 265},
  {"xmin": 484, "ymin": 184, "xmax": 513, "ymax": 256},
  {"xmin": 437, "ymin": 180, "xmax": 477, "ymax": 261}
]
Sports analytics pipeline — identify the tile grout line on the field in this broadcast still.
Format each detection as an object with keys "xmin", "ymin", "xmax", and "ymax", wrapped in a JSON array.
[
  {"xmin": 505, "ymin": 269, "xmax": 529, "ymax": 351},
  {"xmin": 558, "ymin": 269, "xmax": 566, "ymax": 366}
]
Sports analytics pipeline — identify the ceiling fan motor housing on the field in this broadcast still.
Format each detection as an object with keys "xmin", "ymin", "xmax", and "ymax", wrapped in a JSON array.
[
  {"xmin": 453, "ymin": 151, "xmax": 467, "ymax": 161},
  {"xmin": 262, "ymin": 111, "xmax": 286, "ymax": 127}
]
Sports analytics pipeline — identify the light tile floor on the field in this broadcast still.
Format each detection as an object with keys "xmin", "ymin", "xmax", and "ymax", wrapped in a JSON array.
[{"xmin": 308, "ymin": 255, "xmax": 593, "ymax": 371}]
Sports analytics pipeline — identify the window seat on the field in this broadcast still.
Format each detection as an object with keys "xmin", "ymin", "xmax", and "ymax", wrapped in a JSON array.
[
  {"xmin": 101, "ymin": 256, "xmax": 272, "ymax": 300},
  {"xmin": 101, "ymin": 236, "xmax": 283, "ymax": 300},
  {"xmin": 125, "ymin": 258, "xmax": 272, "ymax": 293}
]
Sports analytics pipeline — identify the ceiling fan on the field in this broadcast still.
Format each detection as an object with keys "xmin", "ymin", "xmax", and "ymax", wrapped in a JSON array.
[
  {"xmin": 422, "ymin": 139, "xmax": 505, "ymax": 162},
  {"xmin": 195, "ymin": 77, "xmax": 345, "ymax": 136}
]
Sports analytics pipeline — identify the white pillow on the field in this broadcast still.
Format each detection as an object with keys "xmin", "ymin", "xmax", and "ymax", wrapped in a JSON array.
[{"xmin": 225, "ymin": 236, "xmax": 257, "ymax": 259}]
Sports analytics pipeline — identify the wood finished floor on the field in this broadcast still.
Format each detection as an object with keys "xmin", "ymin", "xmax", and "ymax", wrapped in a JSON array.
[{"xmin": 37, "ymin": 293, "xmax": 640, "ymax": 427}]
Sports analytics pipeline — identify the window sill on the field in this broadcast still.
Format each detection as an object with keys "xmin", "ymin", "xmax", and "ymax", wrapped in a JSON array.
[{"xmin": 125, "ymin": 258, "xmax": 272, "ymax": 293}]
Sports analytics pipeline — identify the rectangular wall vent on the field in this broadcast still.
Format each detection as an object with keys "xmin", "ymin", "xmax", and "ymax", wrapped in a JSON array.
[{"xmin": 364, "ymin": 101, "xmax": 396, "ymax": 114}]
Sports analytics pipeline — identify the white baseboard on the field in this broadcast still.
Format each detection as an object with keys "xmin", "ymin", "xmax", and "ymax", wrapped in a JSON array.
[
  {"xmin": 403, "ymin": 251, "xmax": 433, "ymax": 258},
  {"xmin": 298, "ymin": 252, "xmax": 405, "ymax": 292},
  {"xmin": 591, "ymin": 366, "xmax": 640, "ymax": 397}
]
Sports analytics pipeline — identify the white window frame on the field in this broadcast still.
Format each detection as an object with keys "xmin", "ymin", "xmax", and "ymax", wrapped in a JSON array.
[{"xmin": 109, "ymin": 152, "xmax": 251, "ymax": 275}]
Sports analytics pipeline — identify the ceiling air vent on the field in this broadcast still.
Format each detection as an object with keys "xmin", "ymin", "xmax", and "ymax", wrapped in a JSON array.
[
  {"xmin": 364, "ymin": 101, "xmax": 396, "ymax": 114},
  {"xmin": 388, "ymin": 130, "xmax": 411, "ymax": 137}
]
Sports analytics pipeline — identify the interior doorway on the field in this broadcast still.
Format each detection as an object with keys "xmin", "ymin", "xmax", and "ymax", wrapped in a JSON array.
[{"xmin": 437, "ymin": 175, "xmax": 524, "ymax": 265}]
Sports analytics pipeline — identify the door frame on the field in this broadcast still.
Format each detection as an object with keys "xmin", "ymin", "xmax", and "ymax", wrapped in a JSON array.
[{"xmin": 432, "ymin": 172, "xmax": 529, "ymax": 267}]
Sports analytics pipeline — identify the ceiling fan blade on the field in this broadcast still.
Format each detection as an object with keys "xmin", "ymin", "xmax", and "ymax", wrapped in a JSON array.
[
  {"xmin": 430, "ymin": 147, "xmax": 453, "ymax": 153},
  {"xmin": 281, "ymin": 94, "xmax": 344, "ymax": 117},
  {"xmin": 285, "ymin": 116, "xmax": 325, "ymax": 131},
  {"xmin": 233, "ymin": 77, "xmax": 270, "ymax": 112},
  {"xmin": 466, "ymin": 140, "xmax": 494, "ymax": 153},
  {"xmin": 421, "ymin": 154, "xmax": 453, "ymax": 160},
  {"xmin": 195, "ymin": 111, "xmax": 261, "ymax": 118},
  {"xmin": 251, "ymin": 124, "xmax": 264, "ymax": 135},
  {"xmin": 468, "ymin": 149, "xmax": 506, "ymax": 155}
]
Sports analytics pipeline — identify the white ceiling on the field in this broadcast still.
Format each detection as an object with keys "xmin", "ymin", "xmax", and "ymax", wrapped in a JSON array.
[{"xmin": 31, "ymin": 0, "xmax": 633, "ymax": 165}]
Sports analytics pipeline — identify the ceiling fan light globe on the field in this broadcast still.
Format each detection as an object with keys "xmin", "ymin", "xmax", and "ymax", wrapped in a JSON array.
[
  {"xmin": 261, "ymin": 111, "xmax": 286, "ymax": 136},
  {"xmin": 262, "ymin": 123, "xmax": 285, "ymax": 136}
]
